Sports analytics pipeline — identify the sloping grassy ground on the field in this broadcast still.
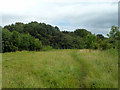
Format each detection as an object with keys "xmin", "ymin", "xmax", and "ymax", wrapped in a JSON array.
[{"xmin": 2, "ymin": 49, "xmax": 118, "ymax": 88}]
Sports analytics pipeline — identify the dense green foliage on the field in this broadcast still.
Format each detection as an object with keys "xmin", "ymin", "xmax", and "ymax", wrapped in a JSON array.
[
  {"xmin": 1, "ymin": 21, "xmax": 120, "ymax": 52},
  {"xmin": 2, "ymin": 29, "xmax": 42, "ymax": 52}
]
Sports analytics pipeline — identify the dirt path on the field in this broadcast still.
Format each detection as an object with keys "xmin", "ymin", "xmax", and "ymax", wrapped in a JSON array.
[{"xmin": 70, "ymin": 50, "xmax": 86, "ymax": 88}]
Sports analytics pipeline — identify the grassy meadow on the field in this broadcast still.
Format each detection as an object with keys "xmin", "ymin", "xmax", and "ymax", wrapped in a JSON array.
[
  {"xmin": 0, "ymin": 53, "xmax": 2, "ymax": 89},
  {"xmin": 2, "ymin": 49, "xmax": 118, "ymax": 88}
]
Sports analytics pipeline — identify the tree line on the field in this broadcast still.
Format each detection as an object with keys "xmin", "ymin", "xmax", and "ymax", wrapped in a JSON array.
[{"xmin": 1, "ymin": 21, "xmax": 120, "ymax": 53}]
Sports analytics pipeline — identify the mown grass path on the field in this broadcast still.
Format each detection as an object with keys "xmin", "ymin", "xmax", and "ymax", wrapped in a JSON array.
[
  {"xmin": 70, "ymin": 50, "xmax": 87, "ymax": 88},
  {"xmin": 2, "ymin": 49, "xmax": 118, "ymax": 88}
]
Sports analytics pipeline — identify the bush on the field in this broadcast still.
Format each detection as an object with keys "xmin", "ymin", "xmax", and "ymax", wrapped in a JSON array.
[{"xmin": 42, "ymin": 46, "xmax": 53, "ymax": 51}]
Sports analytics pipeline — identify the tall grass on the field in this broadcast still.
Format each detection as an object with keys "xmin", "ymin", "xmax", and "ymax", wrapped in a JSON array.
[
  {"xmin": 2, "ymin": 49, "xmax": 118, "ymax": 88},
  {"xmin": 0, "ymin": 53, "xmax": 2, "ymax": 89},
  {"xmin": 74, "ymin": 49, "xmax": 118, "ymax": 88},
  {"xmin": 2, "ymin": 50, "xmax": 82, "ymax": 88}
]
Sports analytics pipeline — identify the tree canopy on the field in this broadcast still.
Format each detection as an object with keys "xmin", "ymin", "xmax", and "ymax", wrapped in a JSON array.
[{"xmin": 2, "ymin": 21, "xmax": 120, "ymax": 52}]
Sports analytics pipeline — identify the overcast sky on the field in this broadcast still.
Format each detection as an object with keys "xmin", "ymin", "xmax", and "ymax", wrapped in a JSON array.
[{"xmin": 0, "ymin": 0, "xmax": 119, "ymax": 36}]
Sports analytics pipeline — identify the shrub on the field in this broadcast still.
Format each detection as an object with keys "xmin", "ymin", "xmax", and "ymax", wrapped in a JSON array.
[{"xmin": 42, "ymin": 46, "xmax": 53, "ymax": 51}]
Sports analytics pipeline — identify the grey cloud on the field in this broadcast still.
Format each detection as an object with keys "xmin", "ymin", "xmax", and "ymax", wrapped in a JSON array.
[
  {"xmin": 2, "ymin": 15, "xmax": 28, "ymax": 26},
  {"xmin": 57, "ymin": 6, "xmax": 117, "ymax": 35},
  {"xmin": 1, "ymin": 1, "xmax": 118, "ymax": 36}
]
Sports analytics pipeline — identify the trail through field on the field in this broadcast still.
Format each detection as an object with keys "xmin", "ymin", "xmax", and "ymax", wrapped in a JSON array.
[
  {"xmin": 2, "ymin": 49, "xmax": 118, "ymax": 88},
  {"xmin": 70, "ymin": 50, "xmax": 86, "ymax": 88}
]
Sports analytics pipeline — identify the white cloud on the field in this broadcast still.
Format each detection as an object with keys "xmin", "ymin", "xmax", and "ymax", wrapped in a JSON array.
[
  {"xmin": 0, "ymin": 0, "xmax": 118, "ymax": 35},
  {"xmin": 0, "ymin": 0, "xmax": 118, "ymax": 15}
]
